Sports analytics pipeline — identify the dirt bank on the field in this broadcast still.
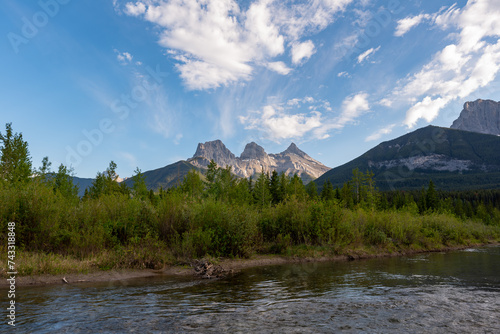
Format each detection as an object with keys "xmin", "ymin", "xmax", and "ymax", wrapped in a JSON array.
[{"xmin": 3, "ymin": 243, "xmax": 498, "ymax": 287}]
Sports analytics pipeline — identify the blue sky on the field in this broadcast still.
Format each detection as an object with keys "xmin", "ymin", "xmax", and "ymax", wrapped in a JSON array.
[{"xmin": 2, "ymin": 0, "xmax": 500, "ymax": 179}]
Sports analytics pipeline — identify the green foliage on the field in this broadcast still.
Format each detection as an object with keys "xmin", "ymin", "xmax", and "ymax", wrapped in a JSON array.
[
  {"xmin": 204, "ymin": 160, "xmax": 238, "ymax": 202},
  {"xmin": 426, "ymin": 180, "xmax": 438, "ymax": 211},
  {"xmin": 270, "ymin": 170, "xmax": 282, "ymax": 204},
  {"xmin": 132, "ymin": 167, "xmax": 149, "ymax": 199},
  {"xmin": 88, "ymin": 161, "xmax": 127, "ymax": 199},
  {"xmin": 306, "ymin": 180, "xmax": 319, "ymax": 200},
  {"xmin": 180, "ymin": 169, "xmax": 203, "ymax": 199},
  {"xmin": 253, "ymin": 172, "xmax": 272, "ymax": 207},
  {"xmin": 288, "ymin": 174, "xmax": 307, "ymax": 201},
  {"xmin": 321, "ymin": 180, "xmax": 334, "ymax": 201},
  {"xmin": 53, "ymin": 164, "xmax": 79, "ymax": 200},
  {"xmin": 38, "ymin": 156, "xmax": 52, "ymax": 182},
  {"xmin": 0, "ymin": 123, "xmax": 32, "ymax": 184},
  {"xmin": 1, "ymin": 122, "xmax": 499, "ymax": 276}
]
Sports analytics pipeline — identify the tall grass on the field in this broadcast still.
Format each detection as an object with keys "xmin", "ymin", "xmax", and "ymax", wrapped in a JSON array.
[{"xmin": 1, "ymin": 181, "xmax": 499, "ymax": 277}]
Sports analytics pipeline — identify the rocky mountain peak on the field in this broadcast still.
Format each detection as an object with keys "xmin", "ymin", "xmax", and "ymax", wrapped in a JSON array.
[
  {"xmin": 240, "ymin": 142, "xmax": 268, "ymax": 160},
  {"xmin": 189, "ymin": 139, "xmax": 330, "ymax": 182},
  {"xmin": 451, "ymin": 99, "xmax": 500, "ymax": 135},
  {"xmin": 282, "ymin": 142, "xmax": 307, "ymax": 157},
  {"xmin": 193, "ymin": 140, "xmax": 237, "ymax": 166}
]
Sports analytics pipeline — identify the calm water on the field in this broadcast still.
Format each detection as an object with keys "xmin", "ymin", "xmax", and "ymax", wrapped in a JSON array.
[{"xmin": 4, "ymin": 246, "xmax": 500, "ymax": 333}]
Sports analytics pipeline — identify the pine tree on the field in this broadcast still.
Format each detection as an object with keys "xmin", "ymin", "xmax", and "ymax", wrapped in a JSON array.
[
  {"xmin": 132, "ymin": 167, "xmax": 148, "ymax": 199},
  {"xmin": 334, "ymin": 187, "xmax": 341, "ymax": 200},
  {"xmin": 181, "ymin": 169, "xmax": 203, "ymax": 199},
  {"xmin": 88, "ymin": 161, "xmax": 122, "ymax": 198},
  {"xmin": 306, "ymin": 180, "xmax": 318, "ymax": 200},
  {"xmin": 418, "ymin": 186, "xmax": 427, "ymax": 213},
  {"xmin": 288, "ymin": 174, "xmax": 306, "ymax": 200},
  {"xmin": 253, "ymin": 172, "xmax": 271, "ymax": 207},
  {"xmin": 321, "ymin": 180, "xmax": 334, "ymax": 201},
  {"xmin": 352, "ymin": 168, "xmax": 362, "ymax": 204},
  {"xmin": 426, "ymin": 180, "xmax": 438, "ymax": 211},
  {"xmin": 53, "ymin": 164, "xmax": 79, "ymax": 199},
  {"xmin": 231, "ymin": 178, "xmax": 253, "ymax": 205},
  {"xmin": 270, "ymin": 170, "xmax": 282, "ymax": 204},
  {"xmin": 279, "ymin": 172, "xmax": 289, "ymax": 201},
  {"xmin": 0, "ymin": 123, "xmax": 32, "ymax": 183},
  {"xmin": 340, "ymin": 181, "xmax": 354, "ymax": 208},
  {"xmin": 38, "ymin": 156, "xmax": 52, "ymax": 182}
]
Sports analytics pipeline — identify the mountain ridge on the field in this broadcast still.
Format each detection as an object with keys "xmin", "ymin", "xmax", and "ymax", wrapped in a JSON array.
[
  {"xmin": 314, "ymin": 125, "xmax": 500, "ymax": 191},
  {"xmin": 188, "ymin": 140, "xmax": 331, "ymax": 182}
]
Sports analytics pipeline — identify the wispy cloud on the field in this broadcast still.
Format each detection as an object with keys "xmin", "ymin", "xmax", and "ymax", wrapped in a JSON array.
[
  {"xmin": 394, "ymin": 13, "xmax": 431, "ymax": 37},
  {"xmin": 118, "ymin": 151, "xmax": 138, "ymax": 169},
  {"xmin": 240, "ymin": 93, "xmax": 370, "ymax": 142},
  {"xmin": 121, "ymin": 0, "xmax": 353, "ymax": 90},
  {"xmin": 115, "ymin": 49, "xmax": 133, "ymax": 65},
  {"xmin": 386, "ymin": 0, "xmax": 500, "ymax": 128},
  {"xmin": 394, "ymin": 5, "xmax": 460, "ymax": 37},
  {"xmin": 357, "ymin": 46, "xmax": 380, "ymax": 64},
  {"xmin": 266, "ymin": 61, "xmax": 292, "ymax": 75},
  {"xmin": 365, "ymin": 123, "xmax": 396, "ymax": 142}
]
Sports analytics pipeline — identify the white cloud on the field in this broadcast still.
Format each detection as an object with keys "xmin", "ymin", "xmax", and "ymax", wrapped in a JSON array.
[
  {"xmin": 240, "ymin": 93, "xmax": 370, "ymax": 142},
  {"xmin": 121, "ymin": 0, "xmax": 353, "ymax": 90},
  {"xmin": 125, "ymin": 2, "xmax": 146, "ymax": 16},
  {"xmin": 357, "ymin": 46, "xmax": 380, "ymax": 64},
  {"xmin": 337, "ymin": 71, "xmax": 350, "ymax": 78},
  {"xmin": 174, "ymin": 133, "xmax": 183, "ymax": 145},
  {"xmin": 394, "ymin": 5, "xmax": 460, "ymax": 37},
  {"xmin": 387, "ymin": 0, "xmax": 500, "ymax": 128},
  {"xmin": 405, "ymin": 96, "xmax": 450, "ymax": 127},
  {"xmin": 291, "ymin": 40, "xmax": 316, "ymax": 64},
  {"xmin": 313, "ymin": 92, "xmax": 371, "ymax": 139},
  {"xmin": 378, "ymin": 98, "xmax": 392, "ymax": 107},
  {"xmin": 240, "ymin": 105, "xmax": 323, "ymax": 141},
  {"xmin": 365, "ymin": 124, "xmax": 396, "ymax": 142},
  {"xmin": 112, "ymin": 0, "xmax": 121, "ymax": 13},
  {"xmin": 266, "ymin": 61, "xmax": 292, "ymax": 75},
  {"xmin": 338, "ymin": 93, "xmax": 370, "ymax": 125},
  {"xmin": 394, "ymin": 14, "xmax": 430, "ymax": 37},
  {"xmin": 115, "ymin": 50, "xmax": 133, "ymax": 64}
]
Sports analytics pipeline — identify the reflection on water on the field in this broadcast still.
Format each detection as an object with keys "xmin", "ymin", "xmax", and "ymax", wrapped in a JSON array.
[{"xmin": 5, "ymin": 246, "xmax": 500, "ymax": 333}]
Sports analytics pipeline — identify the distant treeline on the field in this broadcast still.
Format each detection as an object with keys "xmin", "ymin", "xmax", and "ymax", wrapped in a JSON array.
[{"xmin": 0, "ymin": 123, "xmax": 499, "ymax": 275}]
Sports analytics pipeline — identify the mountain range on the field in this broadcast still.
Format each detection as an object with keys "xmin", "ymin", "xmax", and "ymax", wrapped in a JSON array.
[
  {"xmin": 72, "ymin": 98, "xmax": 500, "ymax": 195},
  {"xmin": 188, "ymin": 140, "xmax": 331, "ymax": 182},
  {"xmin": 74, "ymin": 141, "xmax": 331, "ymax": 196},
  {"xmin": 315, "ymin": 125, "xmax": 500, "ymax": 191}
]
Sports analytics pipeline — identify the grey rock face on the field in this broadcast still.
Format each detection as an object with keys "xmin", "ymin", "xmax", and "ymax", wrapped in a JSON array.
[
  {"xmin": 451, "ymin": 99, "xmax": 500, "ymax": 135},
  {"xmin": 240, "ymin": 142, "xmax": 268, "ymax": 160},
  {"xmin": 192, "ymin": 140, "xmax": 238, "ymax": 168},
  {"xmin": 282, "ymin": 142, "xmax": 308, "ymax": 158},
  {"xmin": 189, "ymin": 140, "xmax": 331, "ymax": 182}
]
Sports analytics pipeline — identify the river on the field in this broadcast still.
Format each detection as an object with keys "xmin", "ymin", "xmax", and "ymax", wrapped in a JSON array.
[{"xmin": 7, "ymin": 246, "xmax": 500, "ymax": 333}]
